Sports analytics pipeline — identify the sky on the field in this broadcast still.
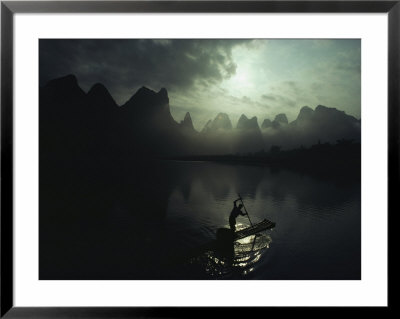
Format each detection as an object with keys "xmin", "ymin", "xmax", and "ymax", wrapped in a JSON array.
[{"xmin": 40, "ymin": 39, "xmax": 361, "ymax": 131}]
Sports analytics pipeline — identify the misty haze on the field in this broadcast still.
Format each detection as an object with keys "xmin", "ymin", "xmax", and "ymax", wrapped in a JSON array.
[{"xmin": 39, "ymin": 39, "xmax": 361, "ymax": 280}]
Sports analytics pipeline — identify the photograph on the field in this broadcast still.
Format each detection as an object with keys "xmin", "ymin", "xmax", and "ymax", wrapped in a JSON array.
[{"xmin": 39, "ymin": 38, "xmax": 361, "ymax": 280}]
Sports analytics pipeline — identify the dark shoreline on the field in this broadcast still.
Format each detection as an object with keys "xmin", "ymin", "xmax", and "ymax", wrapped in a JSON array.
[{"xmin": 166, "ymin": 142, "xmax": 361, "ymax": 183}]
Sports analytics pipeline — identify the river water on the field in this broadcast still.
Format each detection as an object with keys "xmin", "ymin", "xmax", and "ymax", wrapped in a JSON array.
[{"xmin": 40, "ymin": 160, "xmax": 361, "ymax": 280}]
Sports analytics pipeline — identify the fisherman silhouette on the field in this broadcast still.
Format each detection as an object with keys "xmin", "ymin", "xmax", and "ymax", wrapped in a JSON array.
[{"xmin": 229, "ymin": 199, "xmax": 247, "ymax": 232}]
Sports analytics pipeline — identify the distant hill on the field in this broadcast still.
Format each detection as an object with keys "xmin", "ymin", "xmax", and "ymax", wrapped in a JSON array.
[
  {"xmin": 259, "ymin": 105, "xmax": 361, "ymax": 150},
  {"xmin": 201, "ymin": 113, "xmax": 232, "ymax": 133},
  {"xmin": 234, "ymin": 115, "xmax": 264, "ymax": 154},
  {"xmin": 180, "ymin": 112, "xmax": 195, "ymax": 132}
]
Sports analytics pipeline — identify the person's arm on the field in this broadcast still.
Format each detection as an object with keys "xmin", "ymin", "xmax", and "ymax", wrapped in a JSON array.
[{"xmin": 240, "ymin": 211, "xmax": 247, "ymax": 216}]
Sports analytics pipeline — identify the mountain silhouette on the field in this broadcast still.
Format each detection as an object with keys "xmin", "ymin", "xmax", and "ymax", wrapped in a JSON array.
[
  {"xmin": 295, "ymin": 105, "xmax": 314, "ymax": 124},
  {"xmin": 291, "ymin": 105, "xmax": 359, "ymax": 128},
  {"xmin": 40, "ymin": 74, "xmax": 361, "ymax": 159},
  {"xmin": 261, "ymin": 119, "xmax": 273, "ymax": 129},
  {"xmin": 274, "ymin": 113, "xmax": 289, "ymax": 124},
  {"xmin": 290, "ymin": 104, "xmax": 360, "ymax": 145},
  {"xmin": 234, "ymin": 115, "xmax": 264, "ymax": 153},
  {"xmin": 41, "ymin": 76, "xmax": 186, "ymax": 159},
  {"xmin": 237, "ymin": 114, "xmax": 259, "ymax": 130},
  {"xmin": 180, "ymin": 112, "xmax": 195, "ymax": 131},
  {"xmin": 120, "ymin": 86, "xmax": 176, "ymax": 128},
  {"xmin": 259, "ymin": 105, "xmax": 361, "ymax": 150},
  {"xmin": 262, "ymin": 113, "xmax": 289, "ymax": 129},
  {"xmin": 87, "ymin": 83, "xmax": 118, "ymax": 109},
  {"xmin": 42, "ymin": 74, "xmax": 85, "ymax": 102},
  {"xmin": 202, "ymin": 113, "xmax": 232, "ymax": 133},
  {"xmin": 40, "ymin": 74, "xmax": 92, "ymax": 159}
]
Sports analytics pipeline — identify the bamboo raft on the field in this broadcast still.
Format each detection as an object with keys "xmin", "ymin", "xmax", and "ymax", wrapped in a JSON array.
[{"xmin": 234, "ymin": 219, "xmax": 276, "ymax": 240}]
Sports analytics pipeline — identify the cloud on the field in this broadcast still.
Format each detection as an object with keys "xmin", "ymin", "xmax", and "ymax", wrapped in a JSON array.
[
  {"xmin": 39, "ymin": 39, "xmax": 252, "ymax": 104},
  {"xmin": 262, "ymin": 81, "xmax": 306, "ymax": 112},
  {"xmin": 261, "ymin": 94, "xmax": 296, "ymax": 108}
]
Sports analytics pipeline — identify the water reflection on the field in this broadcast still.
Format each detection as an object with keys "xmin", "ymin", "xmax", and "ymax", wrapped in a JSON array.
[{"xmin": 185, "ymin": 224, "xmax": 273, "ymax": 279}]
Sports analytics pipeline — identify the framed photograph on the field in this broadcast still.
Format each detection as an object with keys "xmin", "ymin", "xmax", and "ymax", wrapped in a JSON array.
[{"xmin": 1, "ymin": 0, "xmax": 395, "ymax": 316}]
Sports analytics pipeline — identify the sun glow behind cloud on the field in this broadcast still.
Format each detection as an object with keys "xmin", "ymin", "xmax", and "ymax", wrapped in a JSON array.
[{"xmin": 170, "ymin": 39, "xmax": 360, "ymax": 131}]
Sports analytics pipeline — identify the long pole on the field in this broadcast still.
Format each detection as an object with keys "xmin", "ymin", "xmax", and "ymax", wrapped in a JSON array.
[{"xmin": 238, "ymin": 193, "xmax": 253, "ymax": 227}]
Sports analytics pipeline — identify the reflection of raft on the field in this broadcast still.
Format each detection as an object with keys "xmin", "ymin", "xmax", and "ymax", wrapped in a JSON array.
[
  {"xmin": 234, "ymin": 219, "xmax": 275, "ymax": 240},
  {"xmin": 188, "ymin": 220, "xmax": 275, "ymax": 278},
  {"xmin": 216, "ymin": 219, "xmax": 275, "ymax": 243}
]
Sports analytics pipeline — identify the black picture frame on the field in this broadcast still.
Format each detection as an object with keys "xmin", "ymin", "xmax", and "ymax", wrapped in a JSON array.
[{"xmin": 1, "ymin": 0, "xmax": 395, "ymax": 317}]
